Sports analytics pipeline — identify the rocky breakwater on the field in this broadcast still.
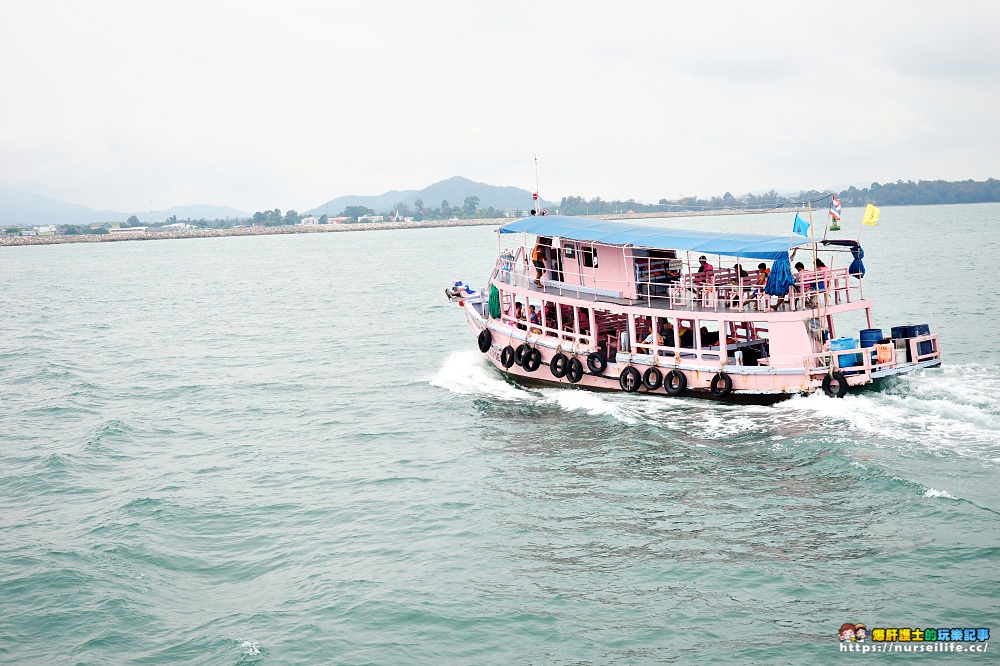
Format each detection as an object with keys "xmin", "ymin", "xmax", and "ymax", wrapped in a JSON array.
[{"xmin": 0, "ymin": 218, "xmax": 511, "ymax": 247}]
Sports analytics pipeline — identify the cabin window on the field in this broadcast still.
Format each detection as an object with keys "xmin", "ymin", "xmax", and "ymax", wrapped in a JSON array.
[
  {"xmin": 699, "ymin": 320, "xmax": 721, "ymax": 348},
  {"xmin": 632, "ymin": 314, "xmax": 653, "ymax": 350},
  {"xmin": 677, "ymin": 318, "xmax": 696, "ymax": 349},
  {"xmin": 656, "ymin": 316, "xmax": 677, "ymax": 349},
  {"xmin": 541, "ymin": 300, "xmax": 558, "ymax": 335},
  {"xmin": 564, "ymin": 245, "xmax": 575, "ymax": 258},
  {"xmin": 582, "ymin": 245, "xmax": 598, "ymax": 268}
]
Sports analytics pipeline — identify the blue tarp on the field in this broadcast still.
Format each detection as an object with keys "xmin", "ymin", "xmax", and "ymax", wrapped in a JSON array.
[
  {"xmin": 499, "ymin": 215, "xmax": 811, "ymax": 260},
  {"xmin": 849, "ymin": 245, "xmax": 866, "ymax": 278},
  {"xmin": 764, "ymin": 253, "xmax": 795, "ymax": 296}
]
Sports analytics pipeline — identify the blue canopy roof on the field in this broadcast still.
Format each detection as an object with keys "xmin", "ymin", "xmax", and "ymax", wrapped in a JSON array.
[{"xmin": 499, "ymin": 215, "xmax": 811, "ymax": 260}]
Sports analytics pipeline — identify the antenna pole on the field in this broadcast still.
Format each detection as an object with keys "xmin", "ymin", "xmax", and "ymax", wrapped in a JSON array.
[{"xmin": 534, "ymin": 156, "xmax": 540, "ymax": 214}]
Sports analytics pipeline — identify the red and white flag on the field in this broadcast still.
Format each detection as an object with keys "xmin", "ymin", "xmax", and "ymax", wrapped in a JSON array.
[{"xmin": 829, "ymin": 195, "xmax": 842, "ymax": 221}]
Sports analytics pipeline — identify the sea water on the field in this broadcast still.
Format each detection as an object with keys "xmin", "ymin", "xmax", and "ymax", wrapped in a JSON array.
[{"xmin": 1, "ymin": 204, "xmax": 998, "ymax": 664}]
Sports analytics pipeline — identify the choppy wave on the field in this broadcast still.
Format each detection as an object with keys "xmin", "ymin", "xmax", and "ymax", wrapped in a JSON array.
[{"xmin": 2, "ymin": 218, "xmax": 998, "ymax": 664}]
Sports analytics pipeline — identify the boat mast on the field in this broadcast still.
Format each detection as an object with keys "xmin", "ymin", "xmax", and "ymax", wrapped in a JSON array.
[{"xmin": 534, "ymin": 155, "xmax": 541, "ymax": 215}]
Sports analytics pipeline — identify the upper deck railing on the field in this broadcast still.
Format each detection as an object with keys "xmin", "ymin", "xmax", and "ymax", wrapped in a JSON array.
[{"xmin": 492, "ymin": 248, "xmax": 866, "ymax": 313}]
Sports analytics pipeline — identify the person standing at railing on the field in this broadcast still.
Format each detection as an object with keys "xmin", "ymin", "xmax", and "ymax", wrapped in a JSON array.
[{"xmin": 532, "ymin": 236, "xmax": 552, "ymax": 287}]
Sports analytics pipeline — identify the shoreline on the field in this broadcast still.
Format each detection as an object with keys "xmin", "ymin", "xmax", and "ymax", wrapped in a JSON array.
[{"xmin": 0, "ymin": 207, "xmax": 805, "ymax": 248}]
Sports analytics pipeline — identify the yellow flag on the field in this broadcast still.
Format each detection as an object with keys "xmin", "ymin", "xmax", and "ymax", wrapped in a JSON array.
[{"xmin": 862, "ymin": 203, "xmax": 880, "ymax": 226}]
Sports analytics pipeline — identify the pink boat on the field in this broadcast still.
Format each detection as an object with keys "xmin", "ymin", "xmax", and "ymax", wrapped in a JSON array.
[{"xmin": 447, "ymin": 215, "xmax": 941, "ymax": 404}]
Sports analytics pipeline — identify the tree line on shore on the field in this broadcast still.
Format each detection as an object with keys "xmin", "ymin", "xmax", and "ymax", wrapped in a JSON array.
[
  {"xmin": 9, "ymin": 178, "xmax": 997, "ymax": 236},
  {"xmin": 557, "ymin": 178, "xmax": 1000, "ymax": 216}
]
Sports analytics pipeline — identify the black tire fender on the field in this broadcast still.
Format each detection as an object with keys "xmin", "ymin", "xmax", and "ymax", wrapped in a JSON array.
[
  {"xmin": 619, "ymin": 366, "xmax": 641, "ymax": 393},
  {"xmin": 550, "ymin": 352, "xmax": 569, "ymax": 378},
  {"xmin": 664, "ymin": 369, "xmax": 687, "ymax": 396},
  {"xmin": 642, "ymin": 367, "xmax": 663, "ymax": 391},
  {"xmin": 710, "ymin": 372, "xmax": 733, "ymax": 397},
  {"xmin": 822, "ymin": 371, "xmax": 849, "ymax": 398},
  {"xmin": 566, "ymin": 357, "xmax": 584, "ymax": 383},
  {"xmin": 500, "ymin": 345, "xmax": 516, "ymax": 369},
  {"xmin": 514, "ymin": 343, "xmax": 531, "ymax": 367},
  {"xmin": 523, "ymin": 348, "xmax": 542, "ymax": 372},
  {"xmin": 478, "ymin": 328, "xmax": 492, "ymax": 353},
  {"xmin": 587, "ymin": 352, "xmax": 608, "ymax": 375}
]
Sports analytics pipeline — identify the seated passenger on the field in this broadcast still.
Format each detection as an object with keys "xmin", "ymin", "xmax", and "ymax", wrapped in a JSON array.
[
  {"xmin": 751, "ymin": 263, "xmax": 770, "ymax": 297},
  {"xmin": 679, "ymin": 326, "xmax": 694, "ymax": 348},
  {"xmin": 700, "ymin": 327, "xmax": 721, "ymax": 347},
  {"xmin": 638, "ymin": 329, "xmax": 664, "ymax": 355},
  {"xmin": 514, "ymin": 302, "xmax": 527, "ymax": 330},
  {"xmin": 635, "ymin": 316, "xmax": 652, "ymax": 341},
  {"xmin": 528, "ymin": 305, "xmax": 542, "ymax": 334},
  {"xmin": 659, "ymin": 320, "xmax": 676, "ymax": 349},
  {"xmin": 729, "ymin": 264, "xmax": 750, "ymax": 307},
  {"xmin": 694, "ymin": 255, "xmax": 714, "ymax": 285},
  {"xmin": 814, "ymin": 258, "xmax": 829, "ymax": 291}
]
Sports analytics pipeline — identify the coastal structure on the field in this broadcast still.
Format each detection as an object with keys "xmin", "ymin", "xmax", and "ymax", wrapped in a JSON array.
[{"xmin": 449, "ymin": 215, "xmax": 941, "ymax": 403}]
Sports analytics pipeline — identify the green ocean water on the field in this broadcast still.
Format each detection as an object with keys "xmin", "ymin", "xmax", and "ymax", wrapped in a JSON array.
[{"xmin": 1, "ymin": 204, "xmax": 998, "ymax": 664}]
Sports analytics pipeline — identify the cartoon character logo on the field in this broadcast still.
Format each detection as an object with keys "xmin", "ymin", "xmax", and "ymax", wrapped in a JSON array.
[
  {"xmin": 854, "ymin": 623, "xmax": 867, "ymax": 642},
  {"xmin": 839, "ymin": 623, "xmax": 857, "ymax": 642}
]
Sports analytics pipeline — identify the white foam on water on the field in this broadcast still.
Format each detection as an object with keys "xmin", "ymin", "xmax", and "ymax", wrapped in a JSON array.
[
  {"xmin": 537, "ymin": 388, "xmax": 639, "ymax": 424},
  {"xmin": 429, "ymin": 350, "xmax": 528, "ymax": 402},
  {"xmin": 772, "ymin": 365, "xmax": 1000, "ymax": 463},
  {"xmin": 431, "ymin": 350, "xmax": 639, "ymax": 423},
  {"xmin": 924, "ymin": 488, "xmax": 957, "ymax": 499},
  {"xmin": 241, "ymin": 640, "xmax": 261, "ymax": 656}
]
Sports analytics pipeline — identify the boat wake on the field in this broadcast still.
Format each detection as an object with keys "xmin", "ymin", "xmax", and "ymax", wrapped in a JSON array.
[{"xmin": 432, "ymin": 352, "xmax": 999, "ymax": 461}]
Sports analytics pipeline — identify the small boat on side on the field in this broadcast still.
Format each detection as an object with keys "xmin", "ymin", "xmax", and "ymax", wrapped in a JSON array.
[{"xmin": 448, "ymin": 215, "xmax": 941, "ymax": 404}]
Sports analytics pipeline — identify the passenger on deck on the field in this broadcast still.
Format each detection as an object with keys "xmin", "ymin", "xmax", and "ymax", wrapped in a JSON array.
[
  {"xmin": 694, "ymin": 255, "xmax": 714, "ymax": 284},
  {"xmin": 638, "ymin": 328, "xmax": 665, "ymax": 355},
  {"xmin": 531, "ymin": 237, "xmax": 552, "ymax": 287},
  {"xmin": 544, "ymin": 303, "xmax": 558, "ymax": 335},
  {"xmin": 528, "ymin": 305, "xmax": 542, "ymax": 334},
  {"xmin": 514, "ymin": 302, "xmax": 527, "ymax": 330},
  {"xmin": 814, "ymin": 258, "xmax": 829, "ymax": 291},
  {"xmin": 751, "ymin": 262, "xmax": 770, "ymax": 309},
  {"xmin": 635, "ymin": 316, "xmax": 652, "ymax": 342},
  {"xmin": 659, "ymin": 320, "xmax": 676, "ymax": 348},
  {"xmin": 700, "ymin": 327, "xmax": 721, "ymax": 347},
  {"xmin": 772, "ymin": 262, "xmax": 805, "ymax": 310}
]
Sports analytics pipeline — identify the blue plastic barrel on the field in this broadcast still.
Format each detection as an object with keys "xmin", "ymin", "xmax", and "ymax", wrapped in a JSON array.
[
  {"xmin": 830, "ymin": 337, "xmax": 858, "ymax": 367},
  {"xmin": 890, "ymin": 325, "xmax": 908, "ymax": 339},
  {"xmin": 906, "ymin": 323, "xmax": 930, "ymax": 337},
  {"xmin": 859, "ymin": 329, "xmax": 883, "ymax": 348}
]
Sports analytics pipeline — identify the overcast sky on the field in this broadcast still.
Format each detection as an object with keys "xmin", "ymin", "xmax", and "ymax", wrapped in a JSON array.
[{"xmin": 1, "ymin": 0, "xmax": 997, "ymax": 212}]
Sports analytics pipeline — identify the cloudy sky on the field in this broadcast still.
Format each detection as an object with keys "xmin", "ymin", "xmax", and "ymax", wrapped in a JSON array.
[{"xmin": 1, "ymin": 0, "xmax": 997, "ymax": 212}]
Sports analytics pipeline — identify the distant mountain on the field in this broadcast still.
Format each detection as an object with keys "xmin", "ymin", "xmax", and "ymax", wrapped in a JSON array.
[
  {"xmin": 308, "ymin": 176, "xmax": 549, "ymax": 215},
  {"xmin": 0, "ymin": 183, "xmax": 250, "ymax": 226},
  {"xmin": 0, "ymin": 182, "xmax": 123, "ymax": 226},
  {"xmin": 307, "ymin": 188, "xmax": 419, "ymax": 217}
]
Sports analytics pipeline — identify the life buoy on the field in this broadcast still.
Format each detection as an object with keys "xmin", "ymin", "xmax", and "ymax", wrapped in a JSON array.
[
  {"xmin": 642, "ymin": 367, "xmax": 662, "ymax": 391},
  {"xmin": 478, "ymin": 329, "xmax": 492, "ymax": 353},
  {"xmin": 619, "ymin": 366, "xmax": 641, "ymax": 392},
  {"xmin": 500, "ymin": 345, "xmax": 516, "ymax": 368},
  {"xmin": 523, "ymin": 348, "xmax": 542, "ymax": 372},
  {"xmin": 710, "ymin": 372, "xmax": 733, "ymax": 397},
  {"xmin": 664, "ymin": 369, "xmax": 687, "ymax": 396},
  {"xmin": 566, "ymin": 357, "xmax": 584, "ymax": 383},
  {"xmin": 587, "ymin": 352, "xmax": 608, "ymax": 375},
  {"xmin": 550, "ymin": 352, "xmax": 569, "ymax": 378},
  {"xmin": 514, "ymin": 343, "xmax": 531, "ymax": 367},
  {"xmin": 822, "ymin": 371, "xmax": 849, "ymax": 398}
]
